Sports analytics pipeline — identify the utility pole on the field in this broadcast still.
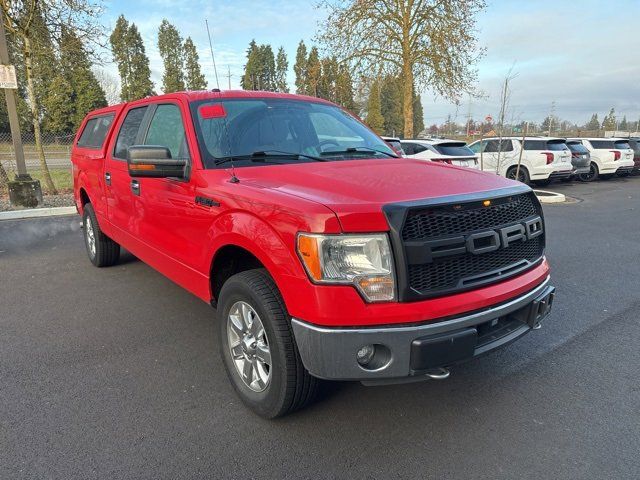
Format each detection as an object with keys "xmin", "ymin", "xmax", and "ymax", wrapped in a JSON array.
[
  {"xmin": 0, "ymin": 8, "xmax": 41, "ymax": 207},
  {"xmin": 225, "ymin": 65, "xmax": 232, "ymax": 90},
  {"xmin": 547, "ymin": 101, "xmax": 556, "ymax": 137}
]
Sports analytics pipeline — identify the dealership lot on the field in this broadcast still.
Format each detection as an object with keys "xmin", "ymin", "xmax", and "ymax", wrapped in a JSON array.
[{"xmin": 1, "ymin": 179, "xmax": 639, "ymax": 479}]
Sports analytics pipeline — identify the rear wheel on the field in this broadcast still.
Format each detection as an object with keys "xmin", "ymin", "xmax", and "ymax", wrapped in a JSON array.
[
  {"xmin": 218, "ymin": 269, "xmax": 318, "ymax": 418},
  {"xmin": 82, "ymin": 203, "xmax": 120, "ymax": 267},
  {"xmin": 578, "ymin": 162, "xmax": 599, "ymax": 182},
  {"xmin": 506, "ymin": 166, "xmax": 530, "ymax": 185}
]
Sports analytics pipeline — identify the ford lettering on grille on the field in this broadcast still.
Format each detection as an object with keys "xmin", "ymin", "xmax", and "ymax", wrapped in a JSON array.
[
  {"xmin": 423, "ymin": 216, "xmax": 543, "ymax": 260},
  {"xmin": 383, "ymin": 189, "xmax": 546, "ymax": 301}
]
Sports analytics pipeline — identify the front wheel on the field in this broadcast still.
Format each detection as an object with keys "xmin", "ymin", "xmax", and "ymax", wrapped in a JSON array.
[
  {"xmin": 578, "ymin": 162, "xmax": 599, "ymax": 182},
  {"xmin": 218, "ymin": 269, "xmax": 318, "ymax": 418}
]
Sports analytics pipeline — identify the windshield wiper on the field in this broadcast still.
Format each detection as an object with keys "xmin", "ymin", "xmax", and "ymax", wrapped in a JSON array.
[
  {"xmin": 251, "ymin": 150, "xmax": 327, "ymax": 162},
  {"xmin": 320, "ymin": 146, "xmax": 398, "ymax": 158},
  {"xmin": 215, "ymin": 150, "xmax": 327, "ymax": 166}
]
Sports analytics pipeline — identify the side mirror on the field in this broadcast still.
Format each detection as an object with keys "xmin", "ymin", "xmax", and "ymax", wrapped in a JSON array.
[{"xmin": 127, "ymin": 145, "xmax": 186, "ymax": 178}]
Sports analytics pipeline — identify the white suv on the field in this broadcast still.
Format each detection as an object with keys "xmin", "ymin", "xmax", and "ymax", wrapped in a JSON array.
[
  {"xmin": 566, "ymin": 138, "xmax": 635, "ymax": 181},
  {"xmin": 468, "ymin": 136, "xmax": 572, "ymax": 185},
  {"xmin": 401, "ymin": 138, "xmax": 479, "ymax": 169}
]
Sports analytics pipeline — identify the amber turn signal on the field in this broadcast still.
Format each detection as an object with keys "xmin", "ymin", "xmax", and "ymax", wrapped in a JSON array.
[{"xmin": 297, "ymin": 235, "xmax": 322, "ymax": 281}]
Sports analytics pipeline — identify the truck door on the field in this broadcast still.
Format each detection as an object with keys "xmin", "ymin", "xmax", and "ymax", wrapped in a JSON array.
[
  {"xmin": 104, "ymin": 105, "xmax": 149, "ymax": 238},
  {"xmin": 132, "ymin": 101, "xmax": 208, "ymax": 271}
]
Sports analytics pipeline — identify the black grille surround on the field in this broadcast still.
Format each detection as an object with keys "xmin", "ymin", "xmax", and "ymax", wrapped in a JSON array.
[{"xmin": 384, "ymin": 185, "xmax": 545, "ymax": 302}]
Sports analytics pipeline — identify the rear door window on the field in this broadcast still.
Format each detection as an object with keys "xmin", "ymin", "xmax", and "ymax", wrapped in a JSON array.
[
  {"xmin": 143, "ymin": 104, "xmax": 189, "ymax": 159},
  {"xmin": 522, "ymin": 140, "xmax": 546, "ymax": 150},
  {"xmin": 589, "ymin": 140, "xmax": 614, "ymax": 149},
  {"xmin": 77, "ymin": 114, "xmax": 115, "ymax": 149},
  {"xmin": 113, "ymin": 106, "xmax": 148, "ymax": 159}
]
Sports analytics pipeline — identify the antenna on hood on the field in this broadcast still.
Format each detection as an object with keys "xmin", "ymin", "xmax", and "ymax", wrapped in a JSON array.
[
  {"xmin": 205, "ymin": 19, "xmax": 238, "ymax": 183},
  {"xmin": 205, "ymin": 19, "xmax": 221, "ymax": 91}
]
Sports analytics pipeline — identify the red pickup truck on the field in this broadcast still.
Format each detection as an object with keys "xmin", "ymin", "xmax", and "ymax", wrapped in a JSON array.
[{"xmin": 72, "ymin": 90, "xmax": 555, "ymax": 417}]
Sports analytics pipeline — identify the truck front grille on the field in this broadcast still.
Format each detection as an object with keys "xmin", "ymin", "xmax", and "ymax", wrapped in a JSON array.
[{"xmin": 384, "ymin": 188, "xmax": 545, "ymax": 301}]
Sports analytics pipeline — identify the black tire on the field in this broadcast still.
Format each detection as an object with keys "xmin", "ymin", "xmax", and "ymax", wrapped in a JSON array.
[
  {"xmin": 82, "ymin": 203, "xmax": 120, "ymax": 267},
  {"xmin": 617, "ymin": 171, "xmax": 630, "ymax": 178},
  {"xmin": 578, "ymin": 162, "xmax": 599, "ymax": 182},
  {"xmin": 218, "ymin": 268, "xmax": 318, "ymax": 418},
  {"xmin": 506, "ymin": 166, "xmax": 530, "ymax": 185},
  {"xmin": 534, "ymin": 179, "xmax": 551, "ymax": 187}
]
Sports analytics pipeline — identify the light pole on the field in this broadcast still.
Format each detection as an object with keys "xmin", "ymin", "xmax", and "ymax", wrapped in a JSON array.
[{"xmin": 0, "ymin": 8, "xmax": 42, "ymax": 207}]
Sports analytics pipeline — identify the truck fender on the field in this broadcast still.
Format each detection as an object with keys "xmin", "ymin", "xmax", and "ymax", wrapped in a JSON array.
[{"xmin": 205, "ymin": 211, "xmax": 306, "ymax": 304}]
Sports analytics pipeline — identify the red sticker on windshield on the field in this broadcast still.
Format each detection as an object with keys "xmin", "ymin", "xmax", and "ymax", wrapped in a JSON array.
[{"xmin": 199, "ymin": 103, "xmax": 226, "ymax": 119}]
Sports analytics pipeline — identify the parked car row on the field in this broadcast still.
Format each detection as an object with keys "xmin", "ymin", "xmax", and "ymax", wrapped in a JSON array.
[{"xmin": 386, "ymin": 135, "xmax": 640, "ymax": 186}]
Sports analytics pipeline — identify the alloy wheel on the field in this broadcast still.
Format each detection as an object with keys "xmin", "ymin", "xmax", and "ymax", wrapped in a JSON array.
[{"xmin": 227, "ymin": 301, "xmax": 271, "ymax": 392}]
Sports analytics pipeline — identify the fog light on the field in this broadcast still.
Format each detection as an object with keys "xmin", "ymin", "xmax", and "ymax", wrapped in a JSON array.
[{"xmin": 356, "ymin": 344, "xmax": 376, "ymax": 366}]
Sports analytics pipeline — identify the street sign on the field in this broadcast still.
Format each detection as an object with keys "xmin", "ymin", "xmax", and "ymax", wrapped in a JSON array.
[{"xmin": 0, "ymin": 64, "xmax": 17, "ymax": 89}]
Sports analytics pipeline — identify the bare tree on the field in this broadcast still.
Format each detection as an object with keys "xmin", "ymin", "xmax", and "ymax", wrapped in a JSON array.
[
  {"xmin": 495, "ymin": 66, "xmax": 518, "ymax": 175},
  {"xmin": 317, "ymin": 0, "xmax": 486, "ymax": 138},
  {"xmin": 1, "ymin": 0, "xmax": 104, "ymax": 194},
  {"xmin": 93, "ymin": 67, "xmax": 120, "ymax": 105}
]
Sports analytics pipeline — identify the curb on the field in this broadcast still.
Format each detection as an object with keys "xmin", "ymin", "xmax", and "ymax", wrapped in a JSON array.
[
  {"xmin": 533, "ymin": 190, "xmax": 566, "ymax": 204},
  {"xmin": 0, "ymin": 206, "xmax": 77, "ymax": 220}
]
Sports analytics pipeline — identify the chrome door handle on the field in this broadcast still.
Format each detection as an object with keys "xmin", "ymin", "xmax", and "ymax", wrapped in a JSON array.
[
  {"xmin": 105, "ymin": 172, "xmax": 111, "ymax": 186},
  {"xmin": 131, "ymin": 179, "xmax": 140, "ymax": 196}
]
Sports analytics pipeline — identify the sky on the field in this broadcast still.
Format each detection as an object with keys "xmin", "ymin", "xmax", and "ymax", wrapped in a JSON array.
[{"xmin": 104, "ymin": 0, "xmax": 640, "ymax": 126}]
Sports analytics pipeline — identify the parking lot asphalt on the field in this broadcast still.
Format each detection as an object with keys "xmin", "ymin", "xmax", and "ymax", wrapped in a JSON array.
[{"xmin": 1, "ymin": 178, "xmax": 640, "ymax": 479}]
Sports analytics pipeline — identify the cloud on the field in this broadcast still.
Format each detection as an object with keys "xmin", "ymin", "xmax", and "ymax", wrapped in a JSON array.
[{"xmin": 422, "ymin": 0, "xmax": 640, "ymax": 124}]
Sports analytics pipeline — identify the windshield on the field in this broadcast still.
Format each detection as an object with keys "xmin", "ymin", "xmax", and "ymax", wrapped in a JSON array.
[
  {"xmin": 566, "ymin": 142, "xmax": 589, "ymax": 154},
  {"xmin": 613, "ymin": 140, "xmax": 631, "ymax": 150},
  {"xmin": 433, "ymin": 142, "xmax": 475, "ymax": 157},
  {"xmin": 545, "ymin": 140, "xmax": 569, "ymax": 151},
  {"xmin": 190, "ymin": 98, "xmax": 395, "ymax": 168}
]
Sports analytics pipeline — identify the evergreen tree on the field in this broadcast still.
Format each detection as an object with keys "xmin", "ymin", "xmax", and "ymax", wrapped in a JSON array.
[
  {"xmin": 241, "ymin": 40, "xmax": 260, "ymax": 90},
  {"xmin": 585, "ymin": 113, "xmax": 600, "ymax": 130},
  {"xmin": 294, "ymin": 40, "xmax": 308, "ymax": 95},
  {"xmin": 275, "ymin": 46, "xmax": 289, "ymax": 93},
  {"xmin": 241, "ymin": 41, "xmax": 276, "ymax": 91},
  {"xmin": 380, "ymin": 76, "xmax": 403, "ymax": 136},
  {"xmin": 412, "ymin": 91, "xmax": 424, "ymax": 137},
  {"xmin": 619, "ymin": 115, "xmax": 628, "ymax": 131},
  {"xmin": 58, "ymin": 27, "xmax": 106, "ymax": 128},
  {"xmin": 258, "ymin": 44, "xmax": 276, "ymax": 91},
  {"xmin": 602, "ymin": 108, "xmax": 616, "ymax": 130},
  {"xmin": 365, "ymin": 80, "xmax": 384, "ymax": 133},
  {"xmin": 335, "ymin": 63, "xmax": 355, "ymax": 112},
  {"xmin": 318, "ymin": 57, "xmax": 338, "ymax": 101},
  {"xmin": 42, "ymin": 74, "xmax": 75, "ymax": 134},
  {"xmin": 158, "ymin": 19, "xmax": 185, "ymax": 93},
  {"xmin": 183, "ymin": 37, "xmax": 207, "ymax": 90},
  {"xmin": 110, "ymin": 16, "xmax": 154, "ymax": 101},
  {"xmin": 306, "ymin": 47, "xmax": 322, "ymax": 97}
]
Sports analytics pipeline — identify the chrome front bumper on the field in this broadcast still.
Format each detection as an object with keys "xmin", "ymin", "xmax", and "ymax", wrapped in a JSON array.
[{"xmin": 291, "ymin": 277, "xmax": 554, "ymax": 383}]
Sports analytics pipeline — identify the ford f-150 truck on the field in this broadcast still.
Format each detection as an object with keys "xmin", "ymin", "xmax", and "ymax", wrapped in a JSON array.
[{"xmin": 72, "ymin": 90, "xmax": 555, "ymax": 418}]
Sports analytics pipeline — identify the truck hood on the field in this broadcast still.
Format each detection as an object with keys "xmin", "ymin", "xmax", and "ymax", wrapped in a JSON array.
[{"xmin": 238, "ymin": 158, "xmax": 523, "ymax": 232}]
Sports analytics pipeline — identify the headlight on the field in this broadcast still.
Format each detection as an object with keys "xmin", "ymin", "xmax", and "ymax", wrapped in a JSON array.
[{"xmin": 297, "ymin": 233, "xmax": 395, "ymax": 302}]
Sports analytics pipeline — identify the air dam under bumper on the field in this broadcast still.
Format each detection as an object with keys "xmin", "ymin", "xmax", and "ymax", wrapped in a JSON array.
[{"xmin": 291, "ymin": 277, "xmax": 554, "ymax": 383}]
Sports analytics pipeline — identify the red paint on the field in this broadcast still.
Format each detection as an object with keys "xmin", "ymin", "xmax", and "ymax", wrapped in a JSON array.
[{"xmin": 73, "ymin": 91, "xmax": 550, "ymax": 328}]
